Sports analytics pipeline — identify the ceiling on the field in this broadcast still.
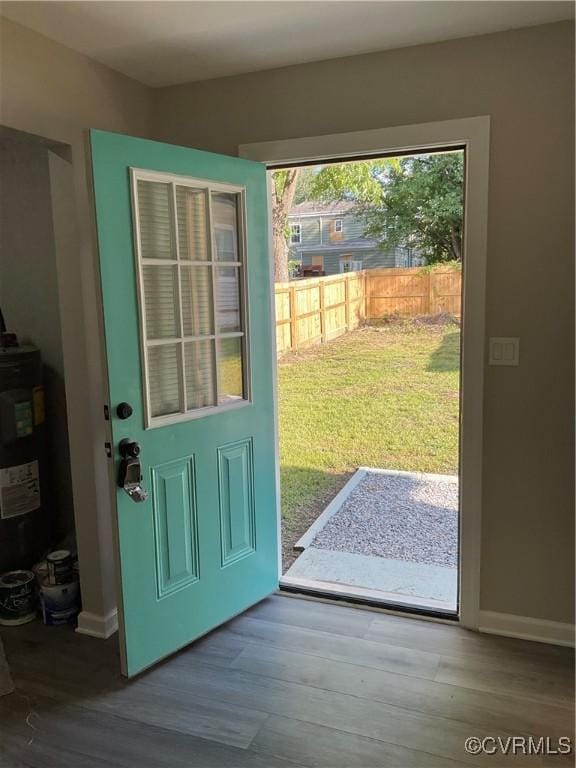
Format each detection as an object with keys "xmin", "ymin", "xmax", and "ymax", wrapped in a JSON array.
[{"xmin": 1, "ymin": 1, "xmax": 573, "ymax": 87}]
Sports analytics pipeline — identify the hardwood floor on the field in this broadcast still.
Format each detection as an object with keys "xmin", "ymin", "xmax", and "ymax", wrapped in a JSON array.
[{"xmin": 0, "ymin": 594, "xmax": 573, "ymax": 767}]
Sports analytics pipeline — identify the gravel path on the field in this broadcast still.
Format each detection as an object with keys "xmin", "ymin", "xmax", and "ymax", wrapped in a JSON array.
[{"xmin": 311, "ymin": 471, "xmax": 458, "ymax": 568}]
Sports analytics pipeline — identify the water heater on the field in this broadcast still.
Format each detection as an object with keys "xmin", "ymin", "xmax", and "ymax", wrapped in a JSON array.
[{"xmin": 0, "ymin": 344, "xmax": 49, "ymax": 571}]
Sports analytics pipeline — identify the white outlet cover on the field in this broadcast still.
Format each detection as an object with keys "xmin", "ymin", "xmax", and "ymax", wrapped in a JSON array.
[{"xmin": 489, "ymin": 337, "xmax": 519, "ymax": 366}]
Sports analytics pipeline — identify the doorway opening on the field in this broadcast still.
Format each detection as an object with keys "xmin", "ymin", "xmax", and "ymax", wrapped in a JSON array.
[
  {"xmin": 269, "ymin": 148, "xmax": 465, "ymax": 615},
  {"xmin": 0, "ymin": 125, "xmax": 81, "ymax": 622}
]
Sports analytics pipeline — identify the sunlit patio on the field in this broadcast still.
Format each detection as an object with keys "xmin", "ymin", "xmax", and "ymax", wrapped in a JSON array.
[{"xmin": 283, "ymin": 468, "xmax": 458, "ymax": 612}]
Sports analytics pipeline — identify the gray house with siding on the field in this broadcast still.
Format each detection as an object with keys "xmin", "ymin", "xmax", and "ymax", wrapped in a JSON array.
[{"xmin": 288, "ymin": 201, "xmax": 420, "ymax": 276}]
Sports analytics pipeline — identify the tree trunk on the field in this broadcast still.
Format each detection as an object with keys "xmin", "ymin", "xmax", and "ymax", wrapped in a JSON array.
[
  {"xmin": 273, "ymin": 229, "xmax": 290, "ymax": 283},
  {"xmin": 271, "ymin": 168, "xmax": 300, "ymax": 282},
  {"xmin": 450, "ymin": 225, "xmax": 462, "ymax": 261}
]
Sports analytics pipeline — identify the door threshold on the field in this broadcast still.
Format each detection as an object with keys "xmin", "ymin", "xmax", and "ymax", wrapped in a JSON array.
[{"xmin": 279, "ymin": 575, "xmax": 459, "ymax": 621}]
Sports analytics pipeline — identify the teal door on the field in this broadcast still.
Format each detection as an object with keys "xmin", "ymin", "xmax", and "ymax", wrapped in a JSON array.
[{"xmin": 90, "ymin": 130, "xmax": 278, "ymax": 677}]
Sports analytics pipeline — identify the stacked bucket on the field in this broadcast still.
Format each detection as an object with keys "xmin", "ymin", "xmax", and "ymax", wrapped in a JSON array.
[{"xmin": 0, "ymin": 549, "xmax": 80, "ymax": 626}]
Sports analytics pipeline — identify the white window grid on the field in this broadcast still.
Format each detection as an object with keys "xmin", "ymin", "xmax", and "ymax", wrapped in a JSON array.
[
  {"xmin": 130, "ymin": 168, "xmax": 251, "ymax": 429},
  {"xmin": 339, "ymin": 258, "xmax": 363, "ymax": 273},
  {"xmin": 290, "ymin": 223, "xmax": 301, "ymax": 244},
  {"xmin": 334, "ymin": 219, "xmax": 343, "ymax": 233}
]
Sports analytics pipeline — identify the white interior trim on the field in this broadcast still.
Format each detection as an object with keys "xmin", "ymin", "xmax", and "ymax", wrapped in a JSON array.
[
  {"xmin": 241, "ymin": 116, "xmax": 490, "ymax": 631},
  {"xmin": 264, "ymin": 171, "xmax": 283, "ymax": 581},
  {"xmin": 76, "ymin": 608, "xmax": 118, "ymax": 639},
  {"xmin": 479, "ymin": 611, "xmax": 575, "ymax": 648}
]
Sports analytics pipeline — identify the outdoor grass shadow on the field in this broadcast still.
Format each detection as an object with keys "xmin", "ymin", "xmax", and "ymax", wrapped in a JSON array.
[
  {"xmin": 280, "ymin": 465, "xmax": 352, "ymax": 572},
  {"xmin": 426, "ymin": 330, "xmax": 461, "ymax": 372}
]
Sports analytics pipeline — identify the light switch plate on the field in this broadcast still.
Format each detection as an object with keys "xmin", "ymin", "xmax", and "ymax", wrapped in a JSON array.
[{"xmin": 489, "ymin": 337, "xmax": 519, "ymax": 366}]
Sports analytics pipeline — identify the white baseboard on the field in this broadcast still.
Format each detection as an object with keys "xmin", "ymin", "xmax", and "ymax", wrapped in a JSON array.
[
  {"xmin": 76, "ymin": 608, "xmax": 118, "ymax": 639},
  {"xmin": 478, "ymin": 610, "xmax": 575, "ymax": 648}
]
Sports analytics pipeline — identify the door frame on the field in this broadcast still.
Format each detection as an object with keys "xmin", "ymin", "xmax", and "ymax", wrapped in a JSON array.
[{"xmin": 240, "ymin": 116, "xmax": 490, "ymax": 631}]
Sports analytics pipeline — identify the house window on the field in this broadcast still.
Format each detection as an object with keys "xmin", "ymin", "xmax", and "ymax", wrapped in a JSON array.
[
  {"xmin": 340, "ymin": 258, "xmax": 363, "ymax": 273},
  {"xmin": 290, "ymin": 223, "xmax": 301, "ymax": 244},
  {"xmin": 334, "ymin": 219, "xmax": 343, "ymax": 233}
]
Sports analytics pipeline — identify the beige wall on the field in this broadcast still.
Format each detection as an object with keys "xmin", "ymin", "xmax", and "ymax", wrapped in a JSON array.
[
  {"xmin": 0, "ymin": 18, "xmax": 154, "ymax": 629},
  {"xmin": 155, "ymin": 22, "xmax": 575, "ymax": 625},
  {"xmin": 1, "ymin": 16, "xmax": 572, "ymax": 631}
]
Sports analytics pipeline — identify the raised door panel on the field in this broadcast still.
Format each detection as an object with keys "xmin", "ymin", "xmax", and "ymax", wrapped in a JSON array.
[
  {"xmin": 151, "ymin": 457, "xmax": 199, "ymax": 598},
  {"xmin": 217, "ymin": 438, "xmax": 256, "ymax": 567}
]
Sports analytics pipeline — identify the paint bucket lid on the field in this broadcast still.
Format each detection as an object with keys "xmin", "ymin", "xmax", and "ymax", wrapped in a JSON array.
[
  {"xmin": 47, "ymin": 550, "xmax": 72, "ymax": 563},
  {"xmin": 0, "ymin": 570, "xmax": 35, "ymax": 588}
]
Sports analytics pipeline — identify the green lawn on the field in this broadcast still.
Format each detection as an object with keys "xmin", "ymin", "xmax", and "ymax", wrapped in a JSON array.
[{"xmin": 278, "ymin": 320, "xmax": 461, "ymax": 570}]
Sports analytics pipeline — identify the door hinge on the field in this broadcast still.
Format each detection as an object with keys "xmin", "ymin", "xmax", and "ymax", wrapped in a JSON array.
[
  {"xmin": 104, "ymin": 442, "xmax": 112, "ymax": 458},
  {"xmin": 104, "ymin": 404, "xmax": 110, "ymax": 421}
]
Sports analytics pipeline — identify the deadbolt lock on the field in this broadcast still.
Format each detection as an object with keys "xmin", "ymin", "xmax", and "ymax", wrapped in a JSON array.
[{"xmin": 117, "ymin": 438, "xmax": 148, "ymax": 503}]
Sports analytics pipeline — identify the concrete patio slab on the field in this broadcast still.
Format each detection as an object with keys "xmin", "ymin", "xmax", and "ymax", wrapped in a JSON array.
[
  {"xmin": 284, "ymin": 547, "xmax": 457, "ymax": 610},
  {"xmin": 285, "ymin": 467, "xmax": 459, "ymax": 611}
]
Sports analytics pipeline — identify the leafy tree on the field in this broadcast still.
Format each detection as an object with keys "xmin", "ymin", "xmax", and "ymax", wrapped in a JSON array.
[
  {"xmin": 293, "ymin": 167, "xmax": 318, "ymax": 204},
  {"xmin": 306, "ymin": 159, "xmax": 392, "ymax": 205},
  {"xmin": 360, "ymin": 152, "xmax": 464, "ymax": 263},
  {"xmin": 270, "ymin": 152, "xmax": 464, "ymax": 281},
  {"xmin": 303, "ymin": 152, "xmax": 464, "ymax": 264}
]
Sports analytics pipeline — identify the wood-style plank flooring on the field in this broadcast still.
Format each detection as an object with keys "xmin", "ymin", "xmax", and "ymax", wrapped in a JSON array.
[{"xmin": 0, "ymin": 594, "xmax": 574, "ymax": 767}]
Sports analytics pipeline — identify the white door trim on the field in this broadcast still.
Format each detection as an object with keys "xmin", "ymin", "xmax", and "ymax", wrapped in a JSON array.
[{"xmin": 240, "ymin": 116, "xmax": 490, "ymax": 630}]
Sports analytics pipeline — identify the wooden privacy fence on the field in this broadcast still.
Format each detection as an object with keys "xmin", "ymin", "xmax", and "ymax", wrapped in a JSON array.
[
  {"xmin": 366, "ymin": 266, "xmax": 462, "ymax": 318},
  {"xmin": 275, "ymin": 271, "xmax": 366, "ymax": 355},
  {"xmin": 275, "ymin": 266, "xmax": 461, "ymax": 355}
]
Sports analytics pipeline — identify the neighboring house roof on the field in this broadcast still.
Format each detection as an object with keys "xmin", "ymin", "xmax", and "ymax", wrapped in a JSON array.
[
  {"xmin": 295, "ymin": 237, "xmax": 381, "ymax": 252},
  {"xmin": 289, "ymin": 200, "xmax": 356, "ymax": 217}
]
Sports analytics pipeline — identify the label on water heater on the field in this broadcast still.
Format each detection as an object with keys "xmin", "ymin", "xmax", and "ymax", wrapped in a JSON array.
[
  {"xmin": 0, "ymin": 461, "xmax": 41, "ymax": 519},
  {"xmin": 14, "ymin": 401, "xmax": 33, "ymax": 438}
]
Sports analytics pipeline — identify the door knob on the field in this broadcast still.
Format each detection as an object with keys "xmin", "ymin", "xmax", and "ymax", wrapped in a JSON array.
[{"xmin": 116, "ymin": 402, "xmax": 133, "ymax": 420}]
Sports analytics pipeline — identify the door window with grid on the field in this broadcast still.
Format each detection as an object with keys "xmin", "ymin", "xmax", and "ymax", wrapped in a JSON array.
[{"xmin": 132, "ymin": 172, "xmax": 249, "ymax": 427}]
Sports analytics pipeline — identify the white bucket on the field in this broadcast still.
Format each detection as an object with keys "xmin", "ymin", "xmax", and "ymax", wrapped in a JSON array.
[
  {"xmin": 0, "ymin": 570, "xmax": 37, "ymax": 625},
  {"xmin": 40, "ymin": 578, "xmax": 80, "ymax": 626}
]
